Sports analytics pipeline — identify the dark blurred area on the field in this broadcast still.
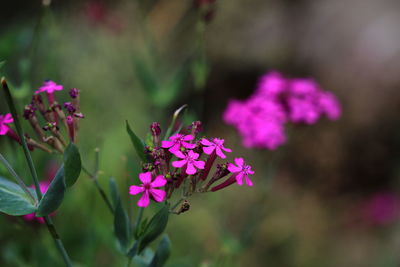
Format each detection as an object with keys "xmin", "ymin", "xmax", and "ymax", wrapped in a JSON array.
[{"xmin": 1, "ymin": 0, "xmax": 400, "ymax": 266}]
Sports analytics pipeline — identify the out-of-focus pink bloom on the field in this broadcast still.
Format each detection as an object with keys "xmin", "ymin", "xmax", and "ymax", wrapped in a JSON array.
[
  {"xmin": 318, "ymin": 91, "xmax": 342, "ymax": 120},
  {"xmin": 0, "ymin": 113, "xmax": 13, "ymax": 135},
  {"xmin": 362, "ymin": 192, "xmax": 400, "ymax": 225},
  {"xmin": 23, "ymin": 182, "xmax": 50, "ymax": 224},
  {"xmin": 35, "ymin": 80, "xmax": 63, "ymax": 94},
  {"xmin": 223, "ymin": 70, "xmax": 342, "ymax": 150},
  {"xmin": 129, "ymin": 172, "xmax": 167, "ymax": 208},
  {"xmin": 161, "ymin": 134, "xmax": 196, "ymax": 154},
  {"xmin": 228, "ymin": 158, "xmax": 254, "ymax": 186},
  {"xmin": 256, "ymin": 71, "xmax": 287, "ymax": 96},
  {"xmin": 201, "ymin": 138, "xmax": 232, "ymax": 159},
  {"xmin": 172, "ymin": 150, "xmax": 205, "ymax": 175}
]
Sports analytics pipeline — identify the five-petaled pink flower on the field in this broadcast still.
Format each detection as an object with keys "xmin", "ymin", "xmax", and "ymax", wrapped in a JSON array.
[
  {"xmin": 201, "ymin": 138, "xmax": 232, "ymax": 159},
  {"xmin": 161, "ymin": 133, "xmax": 196, "ymax": 154},
  {"xmin": 35, "ymin": 80, "xmax": 63, "ymax": 94},
  {"xmin": 172, "ymin": 150, "xmax": 205, "ymax": 175},
  {"xmin": 129, "ymin": 172, "xmax": 167, "ymax": 207},
  {"xmin": 0, "ymin": 113, "xmax": 13, "ymax": 135},
  {"xmin": 228, "ymin": 158, "xmax": 255, "ymax": 186}
]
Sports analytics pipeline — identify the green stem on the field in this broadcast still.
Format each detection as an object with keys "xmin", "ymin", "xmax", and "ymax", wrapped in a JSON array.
[
  {"xmin": 82, "ymin": 165, "xmax": 114, "ymax": 214},
  {"xmin": 2, "ymin": 78, "xmax": 74, "ymax": 267},
  {"xmin": 135, "ymin": 207, "xmax": 144, "ymax": 231},
  {"xmin": 0, "ymin": 153, "xmax": 36, "ymax": 202}
]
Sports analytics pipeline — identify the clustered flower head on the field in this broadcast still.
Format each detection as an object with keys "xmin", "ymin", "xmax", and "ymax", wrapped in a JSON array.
[
  {"xmin": 129, "ymin": 121, "xmax": 255, "ymax": 210},
  {"xmin": 223, "ymin": 71, "xmax": 342, "ymax": 150},
  {"xmin": 1, "ymin": 80, "xmax": 84, "ymax": 154}
]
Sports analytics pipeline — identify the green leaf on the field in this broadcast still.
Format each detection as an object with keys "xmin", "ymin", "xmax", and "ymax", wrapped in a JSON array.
[
  {"xmin": 63, "ymin": 143, "xmax": 82, "ymax": 187},
  {"xmin": 110, "ymin": 177, "xmax": 131, "ymax": 252},
  {"xmin": 0, "ymin": 177, "xmax": 37, "ymax": 216},
  {"xmin": 138, "ymin": 204, "xmax": 170, "ymax": 253},
  {"xmin": 126, "ymin": 121, "xmax": 148, "ymax": 162},
  {"xmin": 164, "ymin": 104, "xmax": 188, "ymax": 140},
  {"xmin": 36, "ymin": 165, "xmax": 66, "ymax": 217},
  {"xmin": 149, "ymin": 235, "xmax": 171, "ymax": 267}
]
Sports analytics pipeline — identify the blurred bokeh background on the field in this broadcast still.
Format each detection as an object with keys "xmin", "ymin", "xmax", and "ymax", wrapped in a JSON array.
[{"xmin": 1, "ymin": 0, "xmax": 400, "ymax": 266}]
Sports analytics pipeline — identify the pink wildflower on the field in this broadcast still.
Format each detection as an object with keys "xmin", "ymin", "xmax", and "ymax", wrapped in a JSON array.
[
  {"xmin": 35, "ymin": 80, "xmax": 63, "ymax": 94},
  {"xmin": 161, "ymin": 133, "xmax": 196, "ymax": 154},
  {"xmin": 228, "ymin": 158, "xmax": 254, "ymax": 186},
  {"xmin": 172, "ymin": 150, "xmax": 205, "ymax": 175},
  {"xmin": 201, "ymin": 138, "xmax": 232, "ymax": 159},
  {"xmin": 256, "ymin": 71, "xmax": 287, "ymax": 96},
  {"xmin": 0, "ymin": 113, "xmax": 13, "ymax": 135},
  {"xmin": 129, "ymin": 172, "xmax": 167, "ymax": 207},
  {"xmin": 318, "ymin": 91, "xmax": 342, "ymax": 120}
]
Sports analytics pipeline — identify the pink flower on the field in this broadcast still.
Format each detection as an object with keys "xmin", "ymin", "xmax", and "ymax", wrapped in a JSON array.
[
  {"xmin": 35, "ymin": 80, "xmax": 63, "ymax": 94},
  {"xmin": 23, "ymin": 182, "xmax": 50, "ymax": 224},
  {"xmin": 228, "ymin": 158, "xmax": 254, "ymax": 186},
  {"xmin": 318, "ymin": 91, "xmax": 342, "ymax": 120},
  {"xmin": 256, "ymin": 71, "xmax": 287, "ymax": 96},
  {"xmin": 161, "ymin": 133, "xmax": 196, "ymax": 154},
  {"xmin": 129, "ymin": 172, "xmax": 167, "ymax": 207},
  {"xmin": 0, "ymin": 113, "xmax": 13, "ymax": 135},
  {"xmin": 172, "ymin": 150, "xmax": 205, "ymax": 175},
  {"xmin": 201, "ymin": 138, "xmax": 232, "ymax": 159}
]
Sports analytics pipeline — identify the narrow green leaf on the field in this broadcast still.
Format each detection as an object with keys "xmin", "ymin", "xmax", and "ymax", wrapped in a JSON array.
[
  {"xmin": 164, "ymin": 105, "xmax": 188, "ymax": 140},
  {"xmin": 149, "ymin": 235, "xmax": 171, "ymax": 267},
  {"xmin": 126, "ymin": 121, "xmax": 148, "ymax": 162},
  {"xmin": 0, "ymin": 177, "xmax": 37, "ymax": 216},
  {"xmin": 36, "ymin": 165, "xmax": 66, "ymax": 217},
  {"xmin": 138, "ymin": 204, "xmax": 170, "ymax": 253},
  {"xmin": 109, "ymin": 177, "xmax": 118, "ymax": 209},
  {"xmin": 110, "ymin": 177, "xmax": 131, "ymax": 252},
  {"xmin": 63, "ymin": 143, "xmax": 82, "ymax": 187}
]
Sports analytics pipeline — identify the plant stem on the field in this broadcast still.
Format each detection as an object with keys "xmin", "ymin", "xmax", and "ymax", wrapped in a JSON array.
[
  {"xmin": 82, "ymin": 165, "xmax": 114, "ymax": 214},
  {"xmin": 2, "ymin": 78, "xmax": 74, "ymax": 266},
  {"xmin": 0, "ymin": 152, "xmax": 36, "ymax": 202}
]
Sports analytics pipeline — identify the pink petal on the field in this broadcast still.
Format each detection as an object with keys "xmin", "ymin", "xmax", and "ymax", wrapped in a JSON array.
[
  {"xmin": 137, "ymin": 191, "xmax": 150, "ymax": 207},
  {"xmin": 173, "ymin": 150, "xmax": 186, "ymax": 159},
  {"xmin": 172, "ymin": 160, "xmax": 187, "ymax": 168},
  {"xmin": 186, "ymin": 163, "xmax": 197, "ymax": 175},
  {"xmin": 215, "ymin": 147, "xmax": 226, "ymax": 159},
  {"xmin": 169, "ymin": 133, "xmax": 182, "ymax": 140},
  {"xmin": 228, "ymin": 163, "xmax": 242, "ymax": 173},
  {"xmin": 149, "ymin": 188, "xmax": 166, "ymax": 202},
  {"xmin": 182, "ymin": 142, "xmax": 196, "ymax": 149},
  {"xmin": 0, "ymin": 126, "xmax": 9, "ymax": 135},
  {"xmin": 187, "ymin": 150, "xmax": 199, "ymax": 159},
  {"xmin": 235, "ymin": 172, "xmax": 244, "ymax": 186},
  {"xmin": 248, "ymin": 169, "xmax": 255, "ymax": 175},
  {"xmin": 200, "ymin": 138, "xmax": 213, "ymax": 146},
  {"xmin": 234, "ymin": 158, "xmax": 245, "ymax": 167},
  {"xmin": 151, "ymin": 175, "xmax": 167, "ymax": 187},
  {"xmin": 245, "ymin": 175, "xmax": 254, "ymax": 186},
  {"xmin": 193, "ymin": 160, "xmax": 205, "ymax": 169},
  {"xmin": 203, "ymin": 146, "xmax": 215, "ymax": 155},
  {"xmin": 3, "ymin": 114, "xmax": 13, "ymax": 123},
  {"xmin": 161, "ymin": 140, "xmax": 174, "ymax": 148},
  {"xmin": 129, "ymin": 185, "xmax": 145, "ymax": 195},
  {"xmin": 139, "ymin": 172, "xmax": 152, "ymax": 184},
  {"xmin": 183, "ymin": 135, "xmax": 194, "ymax": 141},
  {"xmin": 222, "ymin": 146, "xmax": 232, "ymax": 153}
]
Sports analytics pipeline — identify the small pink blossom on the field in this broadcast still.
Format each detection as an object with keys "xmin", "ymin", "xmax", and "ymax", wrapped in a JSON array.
[
  {"xmin": 228, "ymin": 158, "xmax": 254, "ymax": 186},
  {"xmin": 0, "ymin": 113, "xmax": 13, "ymax": 135},
  {"xmin": 129, "ymin": 172, "xmax": 167, "ymax": 207},
  {"xmin": 201, "ymin": 138, "xmax": 232, "ymax": 159},
  {"xmin": 318, "ymin": 91, "xmax": 342, "ymax": 120},
  {"xmin": 161, "ymin": 133, "xmax": 196, "ymax": 154},
  {"xmin": 172, "ymin": 150, "xmax": 205, "ymax": 175},
  {"xmin": 256, "ymin": 71, "xmax": 287, "ymax": 96},
  {"xmin": 35, "ymin": 80, "xmax": 63, "ymax": 94}
]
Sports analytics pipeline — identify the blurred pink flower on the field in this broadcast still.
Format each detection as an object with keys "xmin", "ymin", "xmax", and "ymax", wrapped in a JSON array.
[
  {"xmin": 0, "ymin": 113, "xmax": 13, "ymax": 135},
  {"xmin": 129, "ymin": 172, "xmax": 167, "ymax": 207},
  {"xmin": 23, "ymin": 182, "xmax": 50, "ymax": 224},
  {"xmin": 35, "ymin": 80, "xmax": 63, "ymax": 95}
]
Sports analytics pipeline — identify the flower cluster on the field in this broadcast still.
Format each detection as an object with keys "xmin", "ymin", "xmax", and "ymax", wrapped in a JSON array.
[
  {"xmin": 1, "ymin": 80, "xmax": 84, "ymax": 153},
  {"xmin": 223, "ymin": 71, "xmax": 341, "ymax": 150},
  {"xmin": 129, "ymin": 122, "xmax": 254, "ymax": 209}
]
